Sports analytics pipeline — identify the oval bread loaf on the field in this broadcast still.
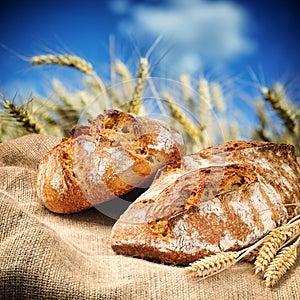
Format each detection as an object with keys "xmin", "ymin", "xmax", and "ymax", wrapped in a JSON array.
[
  {"xmin": 111, "ymin": 140, "xmax": 300, "ymax": 264},
  {"xmin": 36, "ymin": 110, "xmax": 186, "ymax": 214}
]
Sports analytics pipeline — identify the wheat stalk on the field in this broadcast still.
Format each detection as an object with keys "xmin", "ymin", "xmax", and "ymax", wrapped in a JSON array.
[
  {"xmin": 31, "ymin": 54, "xmax": 93, "ymax": 74},
  {"xmin": 115, "ymin": 59, "xmax": 132, "ymax": 83},
  {"xmin": 2, "ymin": 45, "xmax": 299, "ymax": 154},
  {"xmin": 34, "ymin": 94, "xmax": 80, "ymax": 135},
  {"xmin": 84, "ymin": 76, "xmax": 103, "ymax": 95},
  {"xmin": 198, "ymin": 78, "xmax": 212, "ymax": 148},
  {"xmin": 280, "ymin": 220, "xmax": 300, "ymax": 248},
  {"xmin": 254, "ymin": 220, "xmax": 300, "ymax": 274},
  {"xmin": 184, "ymin": 217, "xmax": 300, "ymax": 286},
  {"xmin": 52, "ymin": 79, "xmax": 82, "ymax": 110},
  {"xmin": 198, "ymin": 78, "xmax": 212, "ymax": 123},
  {"xmin": 261, "ymin": 84, "xmax": 298, "ymax": 135},
  {"xmin": 180, "ymin": 74, "xmax": 194, "ymax": 111},
  {"xmin": 114, "ymin": 60, "xmax": 134, "ymax": 101},
  {"xmin": 52, "ymin": 79, "xmax": 95, "ymax": 111},
  {"xmin": 184, "ymin": 233, "xmax": 268, "ymax": 280},
  {"xmin": 0, "ymin": 111, "xmax": 19, "ymax": 142},
  {"xmin": 254, "ymin": 226, "xmax": 289, "ymax": 274},
  {"xmin": 185, "ymin": 251, "xmax": 241, "ymax": 278},
  {"xmin": 2, "ymin": 98, "xmax": 43, "ymax": 134},
  {"xmin": 256, "ymin": 100, "xmax": 268, "ymax": 129},
  {"xmin": 31, "ymin": 54, "xmax": 107, "ymax": 94},
  {"xmin": 127, "ymin": 57, "xmax": 148, "ymax": 115},
  {"xmin": 198, "ymin": 78, "xmax": 211, "ymax": 105},
  {"xmin": 211, "ymin": 82, "xmax": 225, "ymax": 113},
  {"xmin": 264, "ymin": 236, "xmax": 300, "ymax": 287},
  {"xmin": 30, "ymin": 99, "xmax": 59, "ymax": 127},
  {"xmin": 162, "ymin": 92, "xmax": 202, "ymax": 147}
]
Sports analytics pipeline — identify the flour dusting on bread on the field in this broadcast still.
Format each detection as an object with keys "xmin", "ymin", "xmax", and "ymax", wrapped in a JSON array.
[
  {"xmin": 36, "ymin": 110, "xmax": 186, "ymax": 214},
  {"xmin": 111, "ymin": 141, "xmax": 300, "ymax": 264}
]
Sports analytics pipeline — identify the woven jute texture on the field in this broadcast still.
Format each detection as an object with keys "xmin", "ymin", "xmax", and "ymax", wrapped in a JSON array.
[{"xmin": 0, "ymin": 134, "xmax": 299, "ymax": 300}]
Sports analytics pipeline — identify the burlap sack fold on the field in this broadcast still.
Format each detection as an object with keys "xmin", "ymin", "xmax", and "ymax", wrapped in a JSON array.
[{"xmin": 0, "ymin": 134, "xmax": 299, "ymax": 300}]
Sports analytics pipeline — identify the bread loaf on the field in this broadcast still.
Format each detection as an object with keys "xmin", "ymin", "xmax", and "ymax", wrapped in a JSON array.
[
  {"xmin": 111, "ymin": 140, "xmax": 300, "ymax": 264},
  {"xmin": 36, "ymin": 110, "xmax": 186, "ymax": 214}
]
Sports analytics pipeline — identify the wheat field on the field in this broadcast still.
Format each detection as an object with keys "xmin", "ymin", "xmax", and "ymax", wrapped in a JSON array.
[{"xmin": 0, "ymin": 51, "xmax": 299, "ymax": 155}]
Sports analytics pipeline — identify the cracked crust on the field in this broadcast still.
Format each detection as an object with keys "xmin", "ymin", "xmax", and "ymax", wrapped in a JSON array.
[
  {"xmin": 36, "ymin": 110, "xmax": 186, "ymax": 214},
  {"xmin": 111, "ymin": 140, "xmax": 300, "ymax": 264}
]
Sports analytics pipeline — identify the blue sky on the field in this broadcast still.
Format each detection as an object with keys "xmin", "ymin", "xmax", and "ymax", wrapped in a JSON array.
[{"xmin": 0, "ymin": 0, "xmax": 300, "ymax": 105}]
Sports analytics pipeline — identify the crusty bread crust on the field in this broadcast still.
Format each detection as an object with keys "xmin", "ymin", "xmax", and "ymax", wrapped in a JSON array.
[
  {"xmin": 36, "ymin": 138, "xmax": 93, "ymax": 214},
  {"xmin": 36, "ymin": 110, "xmax": 186, "ymax": 214},
  {"xmin": 111, "ymin": 141, "xmax": 300, "ymax": 264}
]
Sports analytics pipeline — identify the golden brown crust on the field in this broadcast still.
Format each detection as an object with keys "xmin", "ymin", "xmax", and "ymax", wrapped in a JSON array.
[
  {"xmin": 36, "ymin": 139, "xmax": 92, "ymax": 214},
  {"xmin": 111, "ymin": 141, "xmax": 300, "ymax": 264},
  {"xmin": 36, "ymin": 110, "xmax": 186, "ymax": 214}
]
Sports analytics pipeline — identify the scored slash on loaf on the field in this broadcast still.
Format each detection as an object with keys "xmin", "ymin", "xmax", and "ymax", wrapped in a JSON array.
[
  {"xmin": 111, "ymin": 141, "xmax": 300, "ymax": 264},
  {"xmin": 36, "ymin": 110, "xmax": 186, "ymax": 214}
]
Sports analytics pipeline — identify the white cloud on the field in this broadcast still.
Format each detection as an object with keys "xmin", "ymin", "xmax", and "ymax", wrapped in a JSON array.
[{"xmin": 110, "ymin": 0, "xmax": 256, "ymax": 73}]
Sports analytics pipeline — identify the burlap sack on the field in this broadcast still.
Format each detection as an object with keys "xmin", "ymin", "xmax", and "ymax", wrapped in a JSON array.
[{"xmin": 0, "ymin": 134, "xmax": 299, "ymax": 300}]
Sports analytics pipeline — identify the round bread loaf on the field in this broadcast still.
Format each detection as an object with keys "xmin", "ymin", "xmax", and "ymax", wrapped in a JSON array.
[
  {"xmin": 111, "ymin": 140, "xmax": 300, "ymax": 264},
  {"xmin": 36, "ymin": 110, "xmax": 186, "ymax": 214}
]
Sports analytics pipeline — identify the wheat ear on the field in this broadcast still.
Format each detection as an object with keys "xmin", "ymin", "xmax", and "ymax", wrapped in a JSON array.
[
  {"xmin": 2, "ymin": 98, "xmax": 42, "ymax": 134},
  {"xmin": 180, "ymin": 74, "xmax": 194, "ymax": 111},
  {"xmin": 31, "ymin": 54, "xmax": 93, "ymax": 74},
  {"xmin": 127, "ymin": 57, "xmax": 148, "ymax": 115},
  {"xmin": 31, "ymin": 54, "xmax": 106, "ymax": 93},
  {"xmin": 264, "ymin": 236, "xmax": 300, "ymax": 287},
  {"xmin": 184, "ymin": 227, "xmax": 286, "ymax": 282},
  {"xmin": 185, "ymin": 251, "xmax": 241, "ymax": 278},
  {"xmin": 211, "ymin": 82, "xmax": 225, "ymax": 113},
  {"xmin": 184, "ymin": 234, "xmax": 266, "ymax": 280},
  {"xmin": 261, "ymin": 84, "xmax": 298, "ymax": 135},
  {"xmin": 162, "ymin": 92, "xmax": 202, "ymax": 146},
  {"xmin": 254, "ymin": 220, "xmax": 300, "ymax": 274},
  {"xmin": 114, "ymin": 59, "xmax": 134, "ymax": 101},
  {"xmin": 115, "ymin": 59, "xmax": 132, "ymax": 83},
  {"xmin": 198, "ymin": 78, "xmax": 212, "ymax": 148},
  {"xmin": 198, "ymin": 78, "xmax": 211, "ymax": 105}
]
